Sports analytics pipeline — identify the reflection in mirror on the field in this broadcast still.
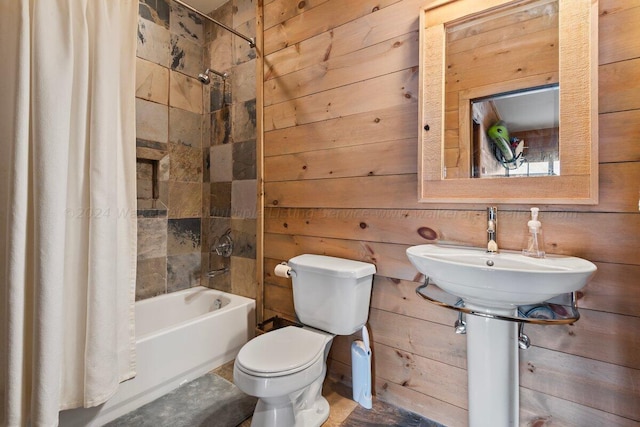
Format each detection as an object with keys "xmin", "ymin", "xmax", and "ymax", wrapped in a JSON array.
[
  {"xmin": 444, "ymin": 0, "xmax": 559, "ymax": 179},
  {"xmin": 471, "ymin": 84, "xmax": 559, "ymax": 178}
]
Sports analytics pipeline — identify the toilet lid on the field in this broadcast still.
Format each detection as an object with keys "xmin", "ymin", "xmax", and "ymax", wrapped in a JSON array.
[{"xmin": 236, "ymin": 327, "xmax": 330, "ymax": 376}]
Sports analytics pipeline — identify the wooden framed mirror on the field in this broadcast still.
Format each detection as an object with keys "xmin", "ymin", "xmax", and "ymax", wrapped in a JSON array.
[{"xmin": 418, "ymin": 0, "xmax": 598, "ymax": 204}]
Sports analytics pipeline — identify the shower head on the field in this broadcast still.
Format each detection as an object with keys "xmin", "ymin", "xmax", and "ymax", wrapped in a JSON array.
[{"xmin": 197, "ymin": 68, "xmax": 228, "ymax": 85}]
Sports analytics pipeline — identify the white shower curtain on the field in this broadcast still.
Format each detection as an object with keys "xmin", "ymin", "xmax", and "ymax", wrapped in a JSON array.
[{"xmin": 0, "ymin": 1, "xmax": 138, "ymax": 425}]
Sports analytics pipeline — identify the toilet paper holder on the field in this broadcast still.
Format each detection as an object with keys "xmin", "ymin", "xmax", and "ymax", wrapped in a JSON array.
[{"xmin": 274, "ymin": 262, "xmax": 297, "ymax": 278}]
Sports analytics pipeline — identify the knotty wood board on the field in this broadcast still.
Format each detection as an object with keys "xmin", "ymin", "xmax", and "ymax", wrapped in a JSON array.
[
  {"xmin": 263, "ymin": 0, "xmax": 330, "ymax": 30},
  {"xmin": 263, "ymin": 0, "xmax": 402, "ymax": 54},
  {"xmin": 599, "ymin": 58, "xmax": 640, "ymax": 114},
  {"xmin": 264, "ymin": 162, "xmax": 640, "ymax": 213},
  {"xmin": 265, "ymin": 32, "xmax": 418, "ymax": 106},
  {"xmin": 263, "ymin": 210, "xmax": 640, "ymax": 265},
  {"xmin": 264, "ymin": 103, "xmax": 418, "ymax": 156},
  {"xmin": 264, "ymin": 68, "xmax": 418, "ymax": 131},
  {"xmin": 264, "ymin": 138, "xmax": 416, "ymax": 181}
]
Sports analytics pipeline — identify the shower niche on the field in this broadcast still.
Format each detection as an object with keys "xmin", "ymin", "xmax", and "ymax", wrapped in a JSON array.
[{"xmin": 136, "ymin": 142, "xmax": 169, "ymax": 215}]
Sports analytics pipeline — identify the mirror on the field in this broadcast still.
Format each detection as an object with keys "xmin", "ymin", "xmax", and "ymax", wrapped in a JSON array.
[
  {"xmin": 471, "ymin": 84, "xmax": 559, "ymax": 178},
  {"xmin": 418, "ymin": 0, "xmax": 598, "ymax": 204}
]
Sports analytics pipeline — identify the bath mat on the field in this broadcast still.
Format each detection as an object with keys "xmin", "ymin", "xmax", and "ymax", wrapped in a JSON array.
[{"xmin": 105, "ymin": 373, "xmax": 256, "ymax": 427}]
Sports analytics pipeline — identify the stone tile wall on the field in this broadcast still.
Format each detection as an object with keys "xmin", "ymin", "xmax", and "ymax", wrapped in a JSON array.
[
  {"xmin": 202, "ymin": 0, "xmax": 258, "ymax": 301},
  {"xmin": 135, "ymin": 0, "xmax": 204, "ymax": 300},
  {"xmin": 134, "ymin": 0, "xmax": 257, "ymax": 302}
]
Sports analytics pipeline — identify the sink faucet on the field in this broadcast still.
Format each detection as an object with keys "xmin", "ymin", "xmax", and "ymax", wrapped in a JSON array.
[{"xmin": 487, "ymin": 207, "xmax": 498, "ymax": 253}]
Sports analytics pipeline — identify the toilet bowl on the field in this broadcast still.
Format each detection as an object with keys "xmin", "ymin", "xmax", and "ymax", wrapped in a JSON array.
[
  {"xmin": 233, "ymin": 254, "xmax": 376, "ymax": 427},
  {"xmin": 234, "ymin": 326, "xmax": 334, "ymax": 427}
]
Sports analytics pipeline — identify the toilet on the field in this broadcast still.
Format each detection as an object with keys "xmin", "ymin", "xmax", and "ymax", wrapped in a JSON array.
[{"xmin": 233, "ymin": 254, "xmax": 376, "ymax": 427}]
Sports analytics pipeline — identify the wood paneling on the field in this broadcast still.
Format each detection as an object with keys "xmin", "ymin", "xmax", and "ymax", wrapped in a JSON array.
[
  {"xmin": 520, "ymin": 346, "xmax": 640, "ymax": 420},
  {"xmin": 256, "ymin": 0, "xmax": 265, "ymax": 324},
  {"xmin": 519, "ymin": 387, "xmax": 640, "ymax": 427},
  {"xmin": 580, "ymin": 262, "xmax": 640, "ymax": 316},
  {"xmin": 599, "ymin": 111, "xmax": 640, "ymax": 163},
  {"xmin": 600, "ymin": 58, "xmax": 640, "ymax": 113},
  {"xmin": 264, "ymin": 68, "xmax": 418, "ymax": 131},
  {"xmin": 599, "ymin": 0, "xmax": 640, "ymax": 65},
  {"xmin": 263, "ymin": 0, "xmax": 330, "ymax": 30},
  {"xmin": 264, "ymin": 208, "xmax": 640, "ymax": 262},
  {"xmin": 263, "ymin": 0, "xmax": 402, "ymax": 54},
  {"xmin": 264, "ymin": 162, "xmax": 640, "ymax": 213},
  {"xmin": 265, "ymin": 138, "xmax": 416, "ymax": 181},
  {"xmin": 265, "ymin": 32, "xmax": 418, "ymax": 105},
  {"xmin": 525, "ymin": 307, "xmax": 640, "ymax": 369},
  {"xmin": 264, "ymin": 103, "xmax": 418, "ymax": 156},
  {"xmin": 260, "ymin": 0, "xmax": 640, "ymax": 425}
]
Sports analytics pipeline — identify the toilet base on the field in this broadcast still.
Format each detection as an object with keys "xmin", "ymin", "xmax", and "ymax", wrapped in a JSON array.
[
  {"xmin": 250, "ymin": 395, "xmax": 295, "ymax": 427},
  {"xmin": 250, "ymin": 395, "xmax": 329, "ymax": 427},
  {"xmin": 248, "ymin": 366, "xmax": 330, "ymax": 427},
  {"xmin": 296, "ymin": 395, "xmax": 329, "ymax": 427}
]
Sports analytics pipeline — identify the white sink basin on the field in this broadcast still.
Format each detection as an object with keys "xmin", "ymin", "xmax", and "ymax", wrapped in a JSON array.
[{"xmin": 406, "ymin": 244, "xmax": 596, "ymax": 308}]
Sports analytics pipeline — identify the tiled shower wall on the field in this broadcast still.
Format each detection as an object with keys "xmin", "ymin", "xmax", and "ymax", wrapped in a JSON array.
[
  {"xmin": 134, "ymin": 0, "xmax": 257, "ymax": 301},
  {"xmin": 203, "ymin": 0, "xmax": 258, "ymax": 300}
]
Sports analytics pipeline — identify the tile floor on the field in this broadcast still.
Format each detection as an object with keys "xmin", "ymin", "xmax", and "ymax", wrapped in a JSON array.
[{"xmin": 109, "ymin": 360, "xmax": 442, "ymax": 426}]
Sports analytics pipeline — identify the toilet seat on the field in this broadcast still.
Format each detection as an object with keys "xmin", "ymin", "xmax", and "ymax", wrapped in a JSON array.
[{"xmin": 236, "ymin": 326, "xmax": 332, "ymax": 378}]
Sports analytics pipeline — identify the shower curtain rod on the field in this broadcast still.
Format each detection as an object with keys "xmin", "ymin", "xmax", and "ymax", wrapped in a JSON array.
[{"xmin": 172, "ymin": 0, "xmax": 255, "ymax": 48}]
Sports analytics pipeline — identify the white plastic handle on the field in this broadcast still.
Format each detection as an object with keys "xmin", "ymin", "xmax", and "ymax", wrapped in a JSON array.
[{"xmin": 361, "ymin": 325, "xmax": 370, "ymax": 354}]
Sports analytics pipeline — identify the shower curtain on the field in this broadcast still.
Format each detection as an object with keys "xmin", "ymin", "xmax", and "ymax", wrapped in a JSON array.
[{"xmin": 0, "ymin": 0, "xmax": 138, "ymax": 425}]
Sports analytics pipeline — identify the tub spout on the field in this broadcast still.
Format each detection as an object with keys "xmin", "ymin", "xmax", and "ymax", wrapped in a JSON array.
[{"xmin": 207, "ymin": 267, "xmax": 229, "ymax": 278}]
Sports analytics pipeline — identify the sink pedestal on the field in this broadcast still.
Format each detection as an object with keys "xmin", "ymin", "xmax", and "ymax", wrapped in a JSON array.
[{"xmin": 466, "ymin": 304, "xmax": 519, "ymax": 427}]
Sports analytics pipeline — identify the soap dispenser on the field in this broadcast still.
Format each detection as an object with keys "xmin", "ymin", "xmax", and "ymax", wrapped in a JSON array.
[{"xmin": 522, "ymin": 207, "xmax": 545, "ymax": 258}]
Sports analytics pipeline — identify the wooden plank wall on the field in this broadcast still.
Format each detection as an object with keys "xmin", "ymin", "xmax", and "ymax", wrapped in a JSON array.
[{"xmin": 260, "ymin": 0, "xmax": 640, "ymax": 425}]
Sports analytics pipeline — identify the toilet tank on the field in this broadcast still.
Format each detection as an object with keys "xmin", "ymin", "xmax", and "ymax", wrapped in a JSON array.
[{"xmin": 288, "ymin": 254, "xmax": 376, "ymax": 335}]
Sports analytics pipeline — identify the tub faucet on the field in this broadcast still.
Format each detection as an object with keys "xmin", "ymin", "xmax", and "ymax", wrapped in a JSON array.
[
  {"xmin": 212, "ymin": 229, "xmax": 233, "ymax": 257},
  {"xmin": 487, "ymin": 207, "xmax": 498, "ymax": 253},
  {"xmin": 207, "ymin": 267, "xmax": 229, "ymax": 278}
]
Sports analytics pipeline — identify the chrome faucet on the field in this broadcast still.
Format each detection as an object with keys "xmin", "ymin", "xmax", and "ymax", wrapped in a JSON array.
[
  {"xmin": 212, "ymin": 229, "xmax": 233, "ymax": 257},
  {"xmin": 487, "ymin": 207, "xmax": 498, "ymax": 253},
  {"xmin": 207, "ymin": 267, "xmax": 229, "ymax": 278}
]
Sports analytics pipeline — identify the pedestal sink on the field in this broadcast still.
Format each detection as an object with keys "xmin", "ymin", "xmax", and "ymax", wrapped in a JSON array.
[{"xmin": 406, "ymin": 244, "xmax": 596, "ymax": 427}]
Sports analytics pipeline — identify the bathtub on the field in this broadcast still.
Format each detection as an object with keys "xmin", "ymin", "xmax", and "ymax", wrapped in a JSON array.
[{"xmin": 59, "ymin": 286, "xmax": 255, "ymax": 426}]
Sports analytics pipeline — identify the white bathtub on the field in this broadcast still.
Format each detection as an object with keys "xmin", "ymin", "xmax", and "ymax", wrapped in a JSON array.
[{"xmin": 59, "ymin": 286, "xmax": 255, "ymax": 426}]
